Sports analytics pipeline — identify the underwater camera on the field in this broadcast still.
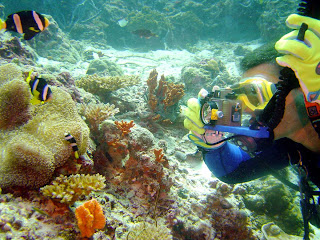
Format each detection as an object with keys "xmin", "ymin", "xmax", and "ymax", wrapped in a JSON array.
[
  {"xmin": 199, "ymin": 87, "xmax": 242, "ymax": 127},
  {"xmin": 198, "ymin": 85, "xmax": 271, "ymax": 153}
]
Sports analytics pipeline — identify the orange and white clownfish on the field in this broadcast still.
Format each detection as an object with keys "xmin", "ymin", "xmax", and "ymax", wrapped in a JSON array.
[
  {"xmin": 0, "ymin": 10, "xmax": 49, "ymax": 40},
  {"xmin": 26, "ymin": 70, "xmax": 52, "ymax": 105},
  {"xmin": 65, "ymin": 133, "xmax": 79, "ymax": 159}
]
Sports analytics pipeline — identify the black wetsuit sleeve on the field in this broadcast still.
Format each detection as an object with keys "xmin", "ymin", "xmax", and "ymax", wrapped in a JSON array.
[{"xmin": 217, "ymin": 138, "xmax": 301, "ymax": 184}]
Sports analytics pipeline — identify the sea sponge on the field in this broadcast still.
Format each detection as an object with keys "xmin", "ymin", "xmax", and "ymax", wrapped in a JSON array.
[
  {"xmin": 40, "ymin": 174, "xmax": 106, "ymax": 204},
  {"xmin": 0, "ymin": 65, "xmax": 90, "ymax": 189},
  {"xmin": 75, "ymin": 198, "xmax": 106, "ymax": 238},
  {"xmin": 126, "ymin": 222, "xmax": 172, "ymax": 240}
]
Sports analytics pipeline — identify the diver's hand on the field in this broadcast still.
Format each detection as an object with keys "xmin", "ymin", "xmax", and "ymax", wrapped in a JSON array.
[
  {"xmin": 275, "ymin": 14, "xmax": 320, "ymax": 103},
  {"xmin": 183, "ymin": 97, "xmax": 224, "ymax": 149}
]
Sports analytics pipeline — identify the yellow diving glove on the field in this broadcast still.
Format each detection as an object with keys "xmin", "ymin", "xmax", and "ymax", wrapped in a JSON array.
[
  {"xmin": 275, "ymin": 14, "xmax": 320, "ymax": 103},
  {"xmin": 183, "ymin": 97, "xmax": 224, "ymax": 149}
]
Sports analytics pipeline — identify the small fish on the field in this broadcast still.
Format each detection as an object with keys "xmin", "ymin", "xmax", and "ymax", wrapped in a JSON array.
[
  {"xmin": 118, "ymin": 18, "xmax": 128, "ymax": 27},
  {"xmin": 132, "ymin": 29, "xmax": 158, "ymax": 39},
  {"xmin": 32, "ymin": 207, "xmax": 50, "ymax": 217},
  {"xmin": 26, "ymin": 70, "xmax": 52, "ymax": 105},
  {"xmin": 0, "ymin": 10, "xmax": 49, "ymax": 40},
  {"xmin": 65, "ymin": 133, "xmax": 79, "ymax": 159}
]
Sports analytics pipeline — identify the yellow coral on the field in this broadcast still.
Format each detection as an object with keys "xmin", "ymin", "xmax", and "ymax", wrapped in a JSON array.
[
  {"xmin": 127, "ymin": 222, "xmax": 172, "ymax": 240},
  {"xmin": 76, "ymin": 74, "xmax": 140, "ymax": 98},
  {"xmin": 40, "ymin": 174, "xmax": 106, "ymax": 204},
  {"xmin": 0, "ymin": 69, "xmax": 90, "ymax": 189}
]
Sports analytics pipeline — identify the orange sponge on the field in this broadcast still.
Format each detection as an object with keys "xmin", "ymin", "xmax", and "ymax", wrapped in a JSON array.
[{"xmin": 75, "ymin": 198, "xmax": 106, "ymax": 238}]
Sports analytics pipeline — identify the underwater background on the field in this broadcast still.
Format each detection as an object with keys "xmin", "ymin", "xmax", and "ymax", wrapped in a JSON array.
[{"xmin": 0, "ymin": 0, "xmax": 317, "ymax": 239}]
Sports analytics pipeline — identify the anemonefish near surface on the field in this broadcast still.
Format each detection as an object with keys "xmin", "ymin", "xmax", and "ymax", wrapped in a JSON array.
[
  {"xmin": 0, "ymin": 10, "xmax": 49, "ymax": 40},
  {"xmin": 26, "ymin": 70, "xmax": 53, "ymax": 105}
]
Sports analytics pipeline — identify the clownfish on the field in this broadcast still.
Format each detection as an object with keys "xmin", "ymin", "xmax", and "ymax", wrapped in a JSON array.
[
  {"xmin": 0, "ymin": 10, "xmax": 49, "ymax": 40},
  {"xmin": 65, "ymin": 133, "xmax": 79, "ymax": 159},
  {"xmin": 26, "ymin": 70, "xmax": 52, "ymax": 105}
]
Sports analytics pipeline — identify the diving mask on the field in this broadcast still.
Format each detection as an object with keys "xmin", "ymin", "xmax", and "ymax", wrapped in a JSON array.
[{"xmin": 232, "ymin": 77, "xmax": 276, "ymax": 111}]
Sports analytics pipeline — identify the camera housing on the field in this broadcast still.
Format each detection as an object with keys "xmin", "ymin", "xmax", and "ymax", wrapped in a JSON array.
[{"xmin": 200, "ymin": 88, "xmax": 242, "ymax": 126}]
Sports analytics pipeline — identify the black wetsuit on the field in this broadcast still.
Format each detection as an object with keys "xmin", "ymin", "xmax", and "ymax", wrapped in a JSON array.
[{"xmin": 202, "ymin": 138, "xmax": 320, "ymax": 188}]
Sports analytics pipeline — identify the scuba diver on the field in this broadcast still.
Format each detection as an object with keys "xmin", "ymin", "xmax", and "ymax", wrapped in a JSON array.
[{"xmin": 183, "ymin": 10, "xmax": 320, "ymax": 240}]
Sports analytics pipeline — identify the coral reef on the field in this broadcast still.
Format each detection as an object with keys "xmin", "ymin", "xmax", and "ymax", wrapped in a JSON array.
[
  {"xmin": 39, "ymin": 71, "xmax": 84, "ymax": 103},
  {"xmin": 92, "ymin": 119, "xmax": 173, "ymax": 204},
  {"xmin": 126, "ymin": 221, "xmax": 172, "ymax": 240},
  {"xmin": 0, "ymin": 35, "xmax": 36, "ymax": 65},
  {"xmin": 0, "ymin": 192, "xmax": 75, "ymax": 239},
  {"xmin": 243, "ymin": 176, "xmax": 303, "ymax": 236},
  {"xmin": 86, "ymin": 58, "xmax": 124, "ymax": 76},
  {"xmin": 125, "ymin": 6, "xmax": 171, "ymax": 50},
  {"xmin": 78, "ymin": 102, "xmax": 119, "ymax": 138},
  {"xmin": 27, "ymin": 16, "xmax": 82, "ymax": 64},
  {"xmin": 127, "ymin": 6, "xmax": 171, "ymax": 37},
  {"xmin": 257, "ymin": 0, "xmax": 296, "ymax": 41},
  {"xmin": 55, "ymin": 72, "xmax": 83, "ymax": 103},
  {"xmin": 0, "ymin": 2, "xmax": 309, "ymax": 239},
  {"xmin": 115, "ymin": 120, "xmax": 135, "ymax": 136},
  {"xmin": 0, "ymin": 63, "xmax": 90, "ymax": 189},
  {"xmin": 154, "ymin": 148, "xmax": 165, "ymax": 163},
  {"xmin": 75, "ymin": 198, "xmax": 106, "ymax": 238},
  {"xmin": 40, "ymin": 174, "xmax": 106, "ymax": 205},
  {"xmin": 76, "ymin": 74, "xmax": 140, "ymax": 101},
  {"xmin": 169, "ymin": 11, "xmax": 204, "ymax": 48},
  {"xmin": 181, "ymin": 58, "xmax": 230, "ymax": 97},
  {"xmin": 146, "ymin": 69, "xmax": 184, "ymax": 123},
  {"xmin": 206, "ymin": 194, "xmax": 253, "ymax": 239}
]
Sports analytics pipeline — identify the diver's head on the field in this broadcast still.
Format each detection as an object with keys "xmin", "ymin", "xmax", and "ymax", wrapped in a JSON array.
[{"xmin": 240, "ymin": 41, "xmax": 282, "ymax": 83}]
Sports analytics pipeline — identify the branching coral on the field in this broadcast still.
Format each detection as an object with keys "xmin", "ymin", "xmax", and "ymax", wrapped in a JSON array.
[
  {"xmin": 75, "ymin": 198, "xmax": 106, "ymax": 238},
  {"xmin": 78, "ymin": 102, "xmax": 119, "ymax": 135},
  {"xmin": 115, "ymin": 120, "xmax": 135, "ymax": 136},
  {"xmin": 40, "ymin": 174, "xmax": 106, "ymax": 205},
  {"xmin": 146, "ymin": 69, "xmax": 184, "ymax": 123},
  {"xmin": 154, "ymin": 148, "xmax": 165, "ymax": 163},
  {"xmin": 122, "ymin": 149, "xmax": 172, "ymax": 199},
  {"xmin": 76, "ymin": 74, "xmax": 140, "ymax": 99}
]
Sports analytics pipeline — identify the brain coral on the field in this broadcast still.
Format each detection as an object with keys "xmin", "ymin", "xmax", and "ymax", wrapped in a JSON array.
[{"xmin": 0, "ymin": 64, "xmax": 90, "ymax": 189}]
